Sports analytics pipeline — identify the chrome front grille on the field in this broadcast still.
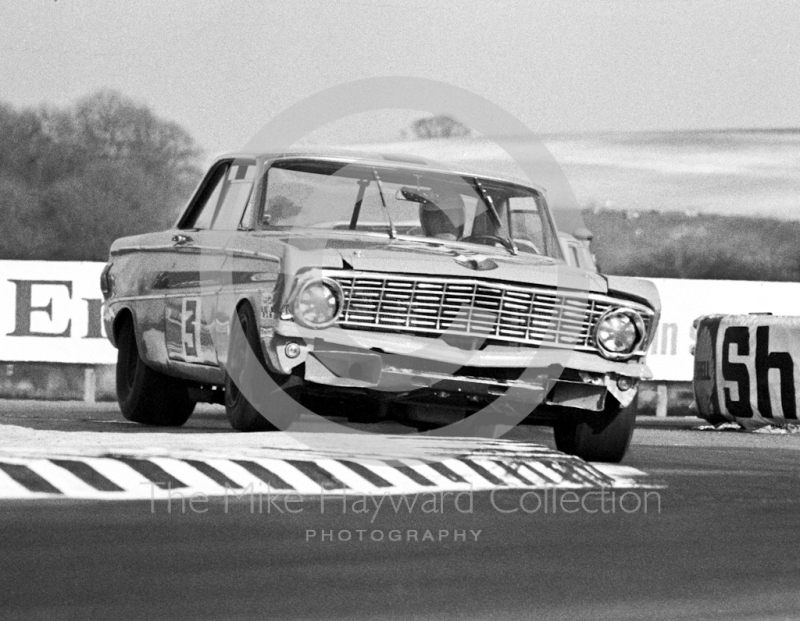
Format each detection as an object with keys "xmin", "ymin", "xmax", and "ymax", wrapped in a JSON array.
[{"xmin": 328, "ymin": 272, "xmax": 650, "ymax": 352}]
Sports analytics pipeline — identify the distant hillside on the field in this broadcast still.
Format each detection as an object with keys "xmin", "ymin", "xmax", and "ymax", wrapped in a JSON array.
[
  {"xmin": 584, "ymin": 209, "xmax": 800, "ymax": 281},
  {"xmin": 357, "ymin": 130, "xmax": 800, "ymax": 222},
  {"xmin": 352, "ymin": 131, "xmax": 799, "ymax": 281},
  {"xmin": 550, "ymin": 129, "xmax": 800, "ymax": 221}
]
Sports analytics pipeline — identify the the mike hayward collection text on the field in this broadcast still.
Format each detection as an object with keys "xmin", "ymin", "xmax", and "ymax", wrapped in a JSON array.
[{"xmin": 147, "ymin": 482, "xmax": 662, "ymax": 518}]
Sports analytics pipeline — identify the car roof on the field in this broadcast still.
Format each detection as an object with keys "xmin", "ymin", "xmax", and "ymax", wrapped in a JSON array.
[{"xmin": 212, "ymin": 149, "xmax": 548, "ymax": 194}]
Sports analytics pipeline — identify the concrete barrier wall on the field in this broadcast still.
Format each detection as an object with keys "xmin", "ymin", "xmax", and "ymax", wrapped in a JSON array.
[{"xmin": 694, "ymin": 314, "xmax": 800, "ymax": 426}]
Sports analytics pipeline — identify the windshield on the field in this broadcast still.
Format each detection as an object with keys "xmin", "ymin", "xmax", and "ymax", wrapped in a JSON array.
[{"xmin": 259, "ymin": 160, "xmax": 559, "ymax": 257}]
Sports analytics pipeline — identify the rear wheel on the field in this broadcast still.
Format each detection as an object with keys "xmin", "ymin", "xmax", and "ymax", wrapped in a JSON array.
[
  {"xmin": 116, "ymin": 317, "xmax": 195, "ymax": 426},
  {"xmin": 553, "ymin": 397, "xmax": 636, "ymax": 463},
  {"xmin": 224, "ymin": 304, "xmax": 283, "ymax": 431}
]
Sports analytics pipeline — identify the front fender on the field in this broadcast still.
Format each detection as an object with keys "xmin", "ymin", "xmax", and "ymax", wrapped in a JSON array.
[{"xmin": 605, "ymin": 274, "xmax": 661, "ymax": 351}]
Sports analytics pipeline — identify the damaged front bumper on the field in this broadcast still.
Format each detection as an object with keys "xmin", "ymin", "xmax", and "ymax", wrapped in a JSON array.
[{"xmin": 261, "ymin": 324, "xmax": 650, "ymax": 416}]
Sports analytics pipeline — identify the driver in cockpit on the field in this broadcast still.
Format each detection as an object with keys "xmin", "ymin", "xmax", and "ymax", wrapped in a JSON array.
[{"xmin": 418, "ymin": 192, "xmax": 465, "ymax": 241}]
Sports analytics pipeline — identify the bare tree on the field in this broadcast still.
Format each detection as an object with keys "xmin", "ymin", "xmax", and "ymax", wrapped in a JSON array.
[{"xmin": 409, "ymin": 115, "xmax": 472, "ymax": 140}]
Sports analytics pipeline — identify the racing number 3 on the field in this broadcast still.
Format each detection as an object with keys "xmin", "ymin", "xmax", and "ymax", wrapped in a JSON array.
[
  {"xmin": 722, "ymin": 326, "xmax": 796, "ymax": 419},
  {"xmin": 181, "ymin": 298, "xmax": 202, "ymax": 360}
]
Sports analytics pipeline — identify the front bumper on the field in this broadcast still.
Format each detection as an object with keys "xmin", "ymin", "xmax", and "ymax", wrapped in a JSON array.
[{"xmin": 262, "ymin": 324, "xmax": 647, "ymax": 414}]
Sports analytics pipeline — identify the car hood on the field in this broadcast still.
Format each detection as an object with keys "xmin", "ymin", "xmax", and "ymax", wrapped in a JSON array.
[{"xmin": 259, "ymin": 231, "xmax": 609, "ymax": 293}]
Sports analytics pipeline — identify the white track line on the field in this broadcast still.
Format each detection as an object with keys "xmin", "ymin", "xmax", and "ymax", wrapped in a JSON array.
[
  {"xmin": 0, "ymin": 468, "xmax": 34, "ymax": 498},
  {"xmin": 591, "ymin": 464, "xmax": 648, "ymax": 478},
  {"xmin": 313, "ymin": 459, "xmax": 382, "ymax": 493},
  {"xmin": 0, "ymin": 453, "xmax": 656, "ymax": 501},
  {"xmin": 250, "ymin": 458, "xmax": 322, "ymax": 494},
  {"xmin": 84, "ymin": 458, "xmax": 156, "ymax": 494},
  {"xmin": 468, "ymin": 458, "xmax": 522, "ymax": 486},
  {"xmin": 201, "ymin": 459, "xmax": 269, "ymax": 491},
  {"xmin": 25, "ymin": 460, "xmax": 99, "ymax": 496},
  {"xmin": 149, "ymin": 458, "xmax": 229, "ymax": 495},
  {"xmin": 516, "ymin": 462, "xmax": 561, "ymax": 486},
  {"xmin": 439, "ymin": 459, "xmax": 497, "ymax": 489},
  {"xmin": 355, "ymin": 461, "xmax": 438, "ymax": 492},
  {"xmin": 396, "ymin": 459, "xmax": 470, "ymax": 489}
]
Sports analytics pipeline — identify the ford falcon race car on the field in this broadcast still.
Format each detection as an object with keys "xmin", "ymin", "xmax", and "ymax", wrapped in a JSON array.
[{"xmin": 101, "ymin": 151, "xmax": 660, "ymax": 462}]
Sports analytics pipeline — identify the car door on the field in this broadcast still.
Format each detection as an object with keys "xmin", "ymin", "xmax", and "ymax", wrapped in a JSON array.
[
  {"xmin": 164, "ymin": 158, "xmax": 260, "ymax": 369},
  {"xmin": 164, "ymin": 160, "xmax": 238, "ymax": 367},
  {"xmin": 211, "ymin": 159, "xmax": 281, "ymax": 370}
]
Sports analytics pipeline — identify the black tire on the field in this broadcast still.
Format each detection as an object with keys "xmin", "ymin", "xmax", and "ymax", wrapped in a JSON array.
[
  {"xmin": 224, "ymin": 304, "xmax": 281, "ymax": 432},
  {"xmin": 553, "ymin": 397, "xmax": 636, "ymax": 463},
  {"xmin": 116, "ymin": 317, "xmax": 195, "ymax": 426}
]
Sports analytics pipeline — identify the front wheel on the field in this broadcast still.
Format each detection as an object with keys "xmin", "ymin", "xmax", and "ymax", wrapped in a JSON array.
[
  {"xmin": 224, "ymin": 304, "xmax": 285, "ymax": 432},
  {"xmin": 116, "ymin": 317, "xmax": 195, "ymax": 426},
  {"xmin": 553, "ymin": 397, "xmax": 636, "ymax": 463}
]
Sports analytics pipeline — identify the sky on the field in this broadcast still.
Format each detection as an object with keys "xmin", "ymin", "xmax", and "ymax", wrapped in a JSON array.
[{"xmin": 2, "ymin": 0, "xmax": 799, "ymax": 157}]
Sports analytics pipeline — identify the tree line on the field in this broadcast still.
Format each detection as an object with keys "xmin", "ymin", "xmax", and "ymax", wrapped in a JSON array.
[
  {"xmin": 1, "ymin": 97, "xmax": 794, "ymax": 282},
  {"xmin": 0, "ymin": 90, "xmax": 202, "ymax": 260},
  {"xmin": 584, "ymin": 209, "xmax": 800, "ymax": 281}
]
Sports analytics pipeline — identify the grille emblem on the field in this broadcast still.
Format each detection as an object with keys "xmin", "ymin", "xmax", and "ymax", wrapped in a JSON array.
[{"xmin": 453, "ymin": 254, "xmax": 498, "ymax": 271}]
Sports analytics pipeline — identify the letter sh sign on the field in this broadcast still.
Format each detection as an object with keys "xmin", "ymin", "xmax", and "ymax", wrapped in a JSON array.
[
  {"xmin": 0, "ymin": 261, "xmax": 116, "ymax": 364},
  {"xmin": 694, "ymin": 314, "xmax": 800, "ymax": 426}
]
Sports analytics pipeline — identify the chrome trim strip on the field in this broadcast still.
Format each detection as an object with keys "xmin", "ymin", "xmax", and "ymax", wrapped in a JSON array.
[
  {"xmin": 112, "ymin": 287, "xmax": 265, "ymax": 304},
  {"xmin": 112, "ymin": 245, "xmax": 280, "ymax": 262}
]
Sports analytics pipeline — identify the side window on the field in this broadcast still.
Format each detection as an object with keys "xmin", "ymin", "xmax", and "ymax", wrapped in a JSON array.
[
  {"xmin": 260, "ymin": 166, "xmax": 344, "ymax": 228},
  {"xmin": 211, "ymin": 160, "xmax": 256, "ymax": 230},
  {"xmin": 508, "ymin": 196, "xmax": 544, "ymax": 254},
  {"xmin": 569, "ymin": 244, "xmax": 581, "ymax": 268},
  {"xmin": 181, "ymin": 163, "xmax": 229, "ymax": 230}
]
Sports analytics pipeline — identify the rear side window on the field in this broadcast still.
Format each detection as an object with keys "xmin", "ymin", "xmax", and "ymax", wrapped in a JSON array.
[
  {"xmin": 181, "ymin": 163, "xmax": 229, "ymax": 229},
  {"xmin": 180, "ymin": 160, "xmax": 256, "ymax": 230},
  {"xmin": 211, "ymin": 161, "xmax": 256, "ymax": 230},
  {"xmin": 569, "ymin": 244, "xmax": 581, "ymax": 267}
]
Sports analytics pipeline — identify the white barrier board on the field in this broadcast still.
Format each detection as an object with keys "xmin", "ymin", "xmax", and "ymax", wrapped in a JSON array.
[
  {"xmin": 0, "ymin": 261, "xmax": 115, "ymax": 364},
  {"xmin": 645, "ymin": 279, "xmax": 800, "ymax": 381},
  {"xmin": 1, "ymin": 262, "xmax": 799, "ymax": 378}
]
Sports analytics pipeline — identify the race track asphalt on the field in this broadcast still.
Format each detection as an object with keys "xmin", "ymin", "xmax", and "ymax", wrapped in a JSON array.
[{"xmin": 2, "ymin": 401, "xmax": 800, "ymax": 621}]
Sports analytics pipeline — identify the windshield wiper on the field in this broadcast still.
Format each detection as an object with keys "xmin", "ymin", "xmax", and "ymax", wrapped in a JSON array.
[
  {"xmin": 371, "ymin": 168, "xmax": 396, "ymax": 239},
  {"xmin": 473, "ymin": 177, "xmax": 518, "ymax": 255}
]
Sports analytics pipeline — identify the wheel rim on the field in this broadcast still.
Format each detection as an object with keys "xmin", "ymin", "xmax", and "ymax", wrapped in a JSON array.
[{"xmin": 227, "ymin": 310, "xmax": 250, "ymax": 407}]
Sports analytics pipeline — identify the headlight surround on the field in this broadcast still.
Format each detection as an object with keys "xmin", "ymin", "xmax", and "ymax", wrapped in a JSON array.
[
  {"xmin": 290, "ymin": 277, "xmax": 343, "ymax": 329},
  {"xmin": 594, "ymin": 308, "xmax": 646, "ymax": 360}
]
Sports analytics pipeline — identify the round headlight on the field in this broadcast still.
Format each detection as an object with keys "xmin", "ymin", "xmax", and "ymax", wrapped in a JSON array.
[
  {"xmin": 291, "ymin": 278, "xmax": 343, "ymax": 329},
  {"xmin": 594, "ymin": 308, "xmax": 645, "ymax": 359}
]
